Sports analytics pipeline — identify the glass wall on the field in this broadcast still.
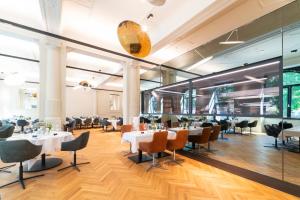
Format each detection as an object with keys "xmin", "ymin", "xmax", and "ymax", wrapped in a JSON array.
[{"xmin": 141, "ymin": 0, "xmax": 300, "ymax": 188}]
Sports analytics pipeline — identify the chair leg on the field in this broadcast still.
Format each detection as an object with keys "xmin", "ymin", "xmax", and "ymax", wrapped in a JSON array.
[
  {"xmin": 58, "ymin": 151, "xmax": 90, "ymax": 172},
  {"xmin": 264, "ymin": 138, "xmax": 280, "ymax": 150},
  {"xmin": 0, "ymin": 162, "xmax": 44, "ymax": 189},
  {"xmin": 165, "ymin": 150, "xmax": 183, "ymax": 166}
]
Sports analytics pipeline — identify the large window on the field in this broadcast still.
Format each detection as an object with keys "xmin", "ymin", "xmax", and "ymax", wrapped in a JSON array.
[{"xmin": 282, "ymin": 70, "xmax": 300, "ymax": 118}]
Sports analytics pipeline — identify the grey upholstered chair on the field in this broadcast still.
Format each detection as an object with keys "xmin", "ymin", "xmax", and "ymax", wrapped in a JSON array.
[
  {"xmin": 58, "ymin": 131, "xmax": 90, "ymax": 172},
  {"xmin": 0, "ymin": 125, "xmax": 16, "ymax": 173},
  {"xmin": 0, "ymin": 140, "xmax": 44, "ymax": 189},
  {"xmin": 17, "ymin": 119, "xmax": 29, "ymax": 133}
]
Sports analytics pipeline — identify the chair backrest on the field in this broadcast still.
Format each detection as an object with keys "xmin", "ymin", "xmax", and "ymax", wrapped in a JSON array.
[
  {"xmin": 151, "ymin": 131, "xmax": 168, "ymax": 153},
  {"xmin": 210, "ymin": 125, "xmax": 221, "ymax": 141},
  {"xmin": 220, "ymin": 120, "xmax": 229, "ymax": 131},
  {"xmin": 85, "ymin": 118, "xmax": 92, "ymax": 124},
  {"xmin": 17, "ymin": 119, "xmax": 29, "ymax": 127},
  {"xmin": 74, "ymin": 131, "xmax": 90, "ymax": 150},
  {"xmin": 121, "ymin": 125, "xmax": 133, "ymax": 136},
  {"xmin": 0, "ymin": 125, "xmax": 15, "ymax": 140},
  {"xmin": 241, "ymin": 120, "xmax": 249, "ymax": 127},
  {"xmin": 264, "ymin": 124, "xmax": 281, "ymax": 138},
  {"xmin": 279, "ymin": 121, "xmax": 293, "ymax": 130},
  {"xmin": 139, "ymin": 123, "xmax": 147, "ymax": 131},
  {"xmin": 249, "ymin": 120, "xmax": 258, "ymax": 127},
  {"xmin": 93, "ymin": 117, "xmax": 99, "ymax": 124},
  {"xmin": 201, "ymin": 122, "xmax": 213, "ymax": 127},
  {"xmin": 172, "ymin": 122, "xmax": 180, "ymax": 128},
  {"xmin": 75, "ymin": 118, "xmax": 82, "ymax": 125},
  {"xmin": 199, "ymin": 127, "xmax": 211, "ymax": 144},
  {"xmin": 173, "ymin": 130, "xmax": 189, "ymax": 149},
  {"xmin": 0, "ymin": 140, "xmax": 42, "ymax": 163}
]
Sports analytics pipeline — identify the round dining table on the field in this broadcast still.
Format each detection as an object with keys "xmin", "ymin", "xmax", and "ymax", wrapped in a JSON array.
[{"xmin": 8, "ymin": 131, "xmax": 74, "ymax": 172}]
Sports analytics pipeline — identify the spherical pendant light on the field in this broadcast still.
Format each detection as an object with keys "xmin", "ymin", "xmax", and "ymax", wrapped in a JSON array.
[
  {"xmin": 117, "ymin": 20, "xmax": 151, "ymax": 58},
  {"xmin": 147, "ymin": 0, "xmax": 166, "ymax": 6}
]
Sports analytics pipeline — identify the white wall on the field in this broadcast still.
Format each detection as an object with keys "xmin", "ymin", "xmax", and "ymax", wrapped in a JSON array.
[
  {"xmin": 97, "ymin": 90, "xmax": 122, "ymax": 118},
  {"xmin": 65, "ymin": 87, "xmax": 122, "ymax": 118},
  {"xmin": 65, "ymin": 87, "xmax": 96, "ymax": 117},
  {"xmin": 0, "ymin": 81, "xmax": 39, "ymax": 119}
]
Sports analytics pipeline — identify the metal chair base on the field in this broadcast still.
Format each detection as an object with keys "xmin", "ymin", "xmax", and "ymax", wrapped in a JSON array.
[
  {"xmin": 146, "ymin": 154, "xmax": 167, "ymax": 172},
  {"xmin": 165, "ymin": 150, "xmax": 184, "ymax": 166},
  {"xmin": 0, "ymin": 163, "xmax": 44, "ymax": 190},
  {"xmin": 0, "ymin": 174, "xmax": 44, "ymax": 189},
  {"xmin": 58, "ymin": 162, "xmax": 90, "ymax": 172}
]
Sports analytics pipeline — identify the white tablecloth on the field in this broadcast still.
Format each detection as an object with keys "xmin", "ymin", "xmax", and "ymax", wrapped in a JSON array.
[
  {"xmin": 121, "ymin": 130, "xmax": 176, "ymax": 153},
  {"xmin": 169, "ymin": 127, "xmax": 203, "ymax": 136},
  {"xmin": 279, "ymin": 126, "xmax": 300, "ymax": 138},
  {"xmin": 8, "ymin": 131, "xmax": 74, "ymax": 169},
  {"xmin": 108, "ymin": 119, "xmax": 120, "ymax": 129}
]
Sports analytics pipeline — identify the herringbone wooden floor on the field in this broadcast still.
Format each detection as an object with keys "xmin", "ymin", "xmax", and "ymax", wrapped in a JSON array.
[{"xmin": 0, "ymin": 129, "xmax": 299, "ymax": 200}]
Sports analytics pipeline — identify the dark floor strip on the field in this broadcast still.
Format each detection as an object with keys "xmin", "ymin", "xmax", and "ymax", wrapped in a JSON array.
[{"xmin": 177, "ymin": 149, "xmax": 300, "ymax": 197}]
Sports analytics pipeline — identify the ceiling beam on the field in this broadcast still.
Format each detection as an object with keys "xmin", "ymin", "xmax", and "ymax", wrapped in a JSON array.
[{"xmin": 39, "ymin": 0, "xmax": 62, "ymax": 34}]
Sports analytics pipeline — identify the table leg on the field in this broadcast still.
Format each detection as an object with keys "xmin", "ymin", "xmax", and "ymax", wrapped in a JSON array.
[
  {"xmin": 157, "ymin": 152, "xmax": 162, "ymax": 158},
  {"xmin": 138, "ymin": 150, "xmax": 142, "ymax": 163},
  {"xmin": 41, "ymin": 154, "xmax": 46, "ymax": 166}
]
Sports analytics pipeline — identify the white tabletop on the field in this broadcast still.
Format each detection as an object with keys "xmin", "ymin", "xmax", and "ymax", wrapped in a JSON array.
[
  {"xmin": 8, "ymin": 131, "xmax": 74, "ymax": 169},
  {"xmin": 121, "ymin": 130, "xmax": 176, "ymax": 153},
  {"xmin": 279, "ymin": 126, "xmax": 300, "ymax": 138},
  {"xmin": 168, "ymin": 127, "xmax": 203, "ymax": 136}
]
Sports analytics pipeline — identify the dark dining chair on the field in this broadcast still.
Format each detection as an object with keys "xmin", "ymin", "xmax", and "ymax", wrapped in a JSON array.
[
  {"xmin": 58, "ymin": 131, "xmax": 90, "ymax": 172},
  {"xmin": 92, "ymin": 117, "xmax": 100, "ymax": 128},
  {"xmin": 83, "ymin": 118, "xmax": 92, "ymax": 129},
  {"xmin": 74, "ymin": 118, "xmax": 82, "ymax": 129},
  {"xmin": 0, "ymin": 140, "xmax": 44, "ymax": 189},
  {"xmin": 17, "ymin": 119, "xmax": 29, "ymax": 133},
  {"xmin": 220, "ymin": 120, "xmax": 229, "ymax": 139},
  {"xmin": 0, "ymin": 125, "xmax": 16, "ymax": 173},
  {"xmin": 235, "ymin": 120, "xmax": 248, "ymax": 135},
  {"xmin": 264, "ymin": 124, "xmax": 281, "ymax": 149},
  {"xmin": 66, "ymin": 119, "xmax": 76, "ymax": 133},
  {"xmin": 248, "ymin": 120, "xmax": 258, "ymax": 135}
]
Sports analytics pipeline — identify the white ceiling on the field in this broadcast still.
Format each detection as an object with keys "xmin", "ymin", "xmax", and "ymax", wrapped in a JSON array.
[{"xmin": 61, "ymin": 0, "xmax": 215, "ymax": 57}]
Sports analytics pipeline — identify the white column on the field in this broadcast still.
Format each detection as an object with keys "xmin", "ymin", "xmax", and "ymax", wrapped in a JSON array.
[
  {"xmin": 123, "ymin": 60, "xmax": 140, "ymax": 125},
  {"xmin": 39, "ymin": 40, "xmax": 66, "ymax": 130}
]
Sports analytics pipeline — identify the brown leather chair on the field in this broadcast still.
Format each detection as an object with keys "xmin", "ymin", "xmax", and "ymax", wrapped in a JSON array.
[
  {"xmin": 139, "ymin": 123, "xmax": 147, "ymax": 131},
  {"xmin": 172, "ymin": 122, "xmax": 180, "ymax": 128},
  {"xmin": 139, "ymin": 131, "xmax": 168, "ymax": 171},
  {"xmin": 166, "ymin": 130, "xmax": 188, "ymax": 165},
  {"xmin": 121, "ymin": 124, "xmax": 133, "ymax": 156},
  {"xmin": 208, "ymin": 125, "xmax": 221, "ymax": 152},
  {"xmin": 121, "ymin": 124, "xmax": 133, "ymax": 137},
  {"xmin": 188, "ymin": 127, "xmax": 211, "ymax": 154}
]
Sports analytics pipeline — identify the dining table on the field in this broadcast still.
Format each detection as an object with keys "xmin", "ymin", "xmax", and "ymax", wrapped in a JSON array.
[
  {"xmin": 168, "ymin": 127, "xmax": 203, "ymax": 135},
  {"xmin": 121, "ymin": 130, "xmax": 176, "ymax": 163},
  {"xmin": 8, "ymin": 131, "xmax": 74, "ymax": 172},
  {"xmin": 279, "ymin": 126, "xmax": 300, "ymax": 152}
]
